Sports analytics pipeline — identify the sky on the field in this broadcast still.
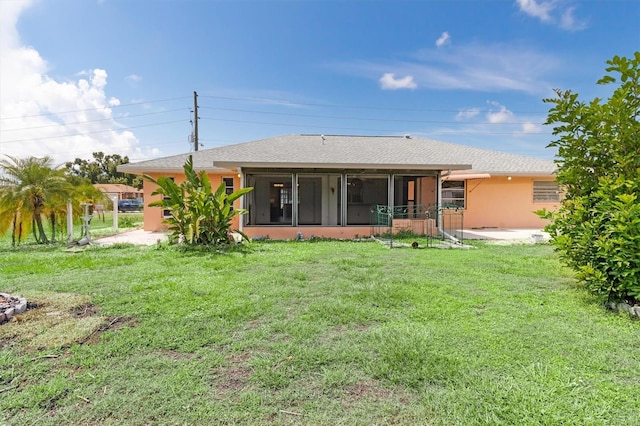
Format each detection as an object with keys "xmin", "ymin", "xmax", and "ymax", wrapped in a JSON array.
[{"xmin": 0, "ymin": 0, "xmax": 638, "ymax": 166}]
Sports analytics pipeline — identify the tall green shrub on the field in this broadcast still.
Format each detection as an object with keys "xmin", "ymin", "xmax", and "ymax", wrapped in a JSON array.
[
  {"xmin": 144, "ymin": 156, "xmax": 253, "ymax": 246},
  {"xmin": 540, "ymin": 53, "xmax": 640, "ymax": 302}
]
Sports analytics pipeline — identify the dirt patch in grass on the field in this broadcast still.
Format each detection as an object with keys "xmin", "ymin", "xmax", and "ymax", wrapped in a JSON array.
[
  {"xmin": 244, "ymin": 320, "xmax": 262, "ymax": 330},
  {"xmin": 210, "ymin": 352, "xmax": 253, "ymax": 397},
  {"xmin": 153, "ymin": 349, "xmax": 197, "ymax": 360},
  {"xmin": 72, "ymin": 303, "xmax": 100, "ymax": 318},
  {"xmin": 341, "ymin": 379, "xmax": 412, "ymax": 408},
  {"xmin": 78, "ymin": 316, "xmax": 135, "ymax": 345},
  {"xmin": 318, "ymin": 323, "xmax": 373, "ymax": 344},
  {"xmin": 344, "ymin": 379, "xmax": 392, "ymax": 400},
  {"xmin": 0, "ymin": 291, "xmax": 133, "ymax": 351}
]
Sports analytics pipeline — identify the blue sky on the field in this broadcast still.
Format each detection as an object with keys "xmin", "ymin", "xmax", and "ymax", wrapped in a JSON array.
[{"xmin": 0, "ymin": 0, "xmax": 638, "ymax": 165}]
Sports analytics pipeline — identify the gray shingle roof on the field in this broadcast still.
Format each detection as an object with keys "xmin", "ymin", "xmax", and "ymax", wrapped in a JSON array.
[{"xmin": 119, "ymin": 134, "xmax": 556, "ymax": 175}]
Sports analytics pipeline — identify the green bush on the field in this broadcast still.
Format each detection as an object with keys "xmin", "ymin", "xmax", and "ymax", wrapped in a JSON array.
[
  {"xmin": 545, "ymin": 177, "xmax": 640, "ymax": 301},
  {"xmin": 144, "ymin": 155, "xmax": 253, "ymax": 246},
  {"xmin": 541, "ymin": 53, "xmax": 640, "ymax": 302}
]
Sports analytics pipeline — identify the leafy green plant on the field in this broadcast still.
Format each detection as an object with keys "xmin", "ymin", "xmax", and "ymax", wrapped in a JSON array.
[
  {"xmin": 541, "ymin": 53, "xmax": 640, "ymax": 302},
  {"xmin": 144, "ymin": 155, "xmax": 253, "ymax": 246}
]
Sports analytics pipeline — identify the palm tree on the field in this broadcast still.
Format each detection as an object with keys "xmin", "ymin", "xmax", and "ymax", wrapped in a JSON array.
[{"xmin": 0, "ymin": 155, "xmax": 72, "ymax": 244}]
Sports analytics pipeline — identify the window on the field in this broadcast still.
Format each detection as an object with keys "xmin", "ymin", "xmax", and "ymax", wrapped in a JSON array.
[
  {"xmin": 162, "ymin": 177, "xmax": 175, "ymax": 218},
  {"xmin": 533, "ymin": 181, "xmax": 560, "ymax": 202},
  {"xmin": 222, "ymin": 177, "xmax": 235, "ymax": 210},
  {"xmin": 442, "ymin": 180, "xmax": 465, "ymax": 208},
  {"xmin": 222, "ymin": 177, "xmax": 234, "ymax": 195}
]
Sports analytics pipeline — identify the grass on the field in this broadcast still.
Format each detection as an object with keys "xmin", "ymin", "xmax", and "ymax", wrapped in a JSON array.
[
  {"xmin": 0, "ymin": 212, "xmax": 143, "ymax": 247},
  {"xmin": 0, "ymin": 240, "xmax": 639, "ymax": 425},
  {"xmin": 73, "ymin": 212, "xmax": 144, "ymax": 238}
]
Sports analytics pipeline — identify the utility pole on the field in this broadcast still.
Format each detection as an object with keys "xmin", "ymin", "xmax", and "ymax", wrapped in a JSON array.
[{"xmin": 193, "ymin": 91, "xmax": 199, "ymax": 151}]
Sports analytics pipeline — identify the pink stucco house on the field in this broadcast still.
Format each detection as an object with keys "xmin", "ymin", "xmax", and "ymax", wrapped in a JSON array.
[{"xmin": 118, "ymin": 134, "xmax": 560, "ymax": 239}]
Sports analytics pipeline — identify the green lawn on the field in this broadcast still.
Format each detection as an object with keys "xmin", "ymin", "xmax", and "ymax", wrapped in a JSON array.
[
  {"xmin": 1, "ymin": 241, "xmax": 638, "ymax": 425},
  {"xmin": 0, "ymin": 212, "xmax": 143, "ymax": 245},
  {"xmin": 73, "ymin": 212, "xmax": 144, "ymax": 238}
]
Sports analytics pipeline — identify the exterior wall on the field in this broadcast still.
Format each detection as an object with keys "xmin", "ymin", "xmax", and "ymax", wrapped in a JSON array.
[
  {"xmin": 140, "ymin": 172, "xmax": 559, "ymax": 234},
  {"xmin": 141, "ymin": 172, "xmax": 241, "ymax": 232},
  {"xmin": 243, "ymin": 226, "xmax": 373, "ymax": 240},
  {"xmin": 462, "ymin": 176, "xmax": 559, "ymax": 229}
]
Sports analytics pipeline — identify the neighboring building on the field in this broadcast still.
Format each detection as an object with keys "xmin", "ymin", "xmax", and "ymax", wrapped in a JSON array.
[
  {"xmin": 94, "ymin": 183, "xmax": 143, "ymax": 201},
  {"xmin": 118, "ymin": 134, "xmax": 560, "ymax": 239},
  {"xmin": 94, "ymin": 183, "xmax": 143, "ymax": 212}
]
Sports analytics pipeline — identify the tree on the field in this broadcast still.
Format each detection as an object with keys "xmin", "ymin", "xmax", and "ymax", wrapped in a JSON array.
[
  {"xmin": 65, "ymin": 152, "xmax": 142, "ymax": 189},
  {"xmin": 540, "ymin": 53, "xmax": 640, "ymax": 303},
  {"xmin": 0, "ymin": 156, "xmax": 73, "ymax": 245},
  {"xmin": 144, "ymin": 155, "xmax": 253, "ymax": 246}
]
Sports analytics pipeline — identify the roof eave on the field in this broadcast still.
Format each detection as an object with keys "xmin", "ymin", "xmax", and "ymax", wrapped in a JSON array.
[
  {"xmin": 213, "ymin": 161, "xmax": 472, "ymax": 171},
  {"xmin": 117, "ymin": 165, "xmax": 234, "ymax": 175},
  {"xmin": 469, "ymin": 170, "xmax": 557, "ymax": 177}
]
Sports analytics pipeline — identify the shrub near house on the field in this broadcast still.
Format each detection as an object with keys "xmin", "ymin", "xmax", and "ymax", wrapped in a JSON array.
[
  {"xmin": 144, "ymin": 155, "xmax": 252, "ymax": 246},
  {"xmin": 541, "ymin": 53, "xmax": 640, "ymax": 304}
]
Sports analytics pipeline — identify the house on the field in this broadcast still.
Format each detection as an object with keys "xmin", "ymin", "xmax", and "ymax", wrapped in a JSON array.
[
  {"xmin": 93, "ymin": 183, "xmax": 143, "ymax": 214},
  {"xmin": 118, "ymin": 134, "xmax": 560, "ymax": 239},
  {"xmin": 94, "ymin": 183, "xmax": 143, "ymax": 203}
]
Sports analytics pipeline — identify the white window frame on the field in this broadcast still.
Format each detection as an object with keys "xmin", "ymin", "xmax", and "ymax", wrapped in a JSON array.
[{"xmin": 441, "ymin": 180, "xmax": 465, "ymax": 209}]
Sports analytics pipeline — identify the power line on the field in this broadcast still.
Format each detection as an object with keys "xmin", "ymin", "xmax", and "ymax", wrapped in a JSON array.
[
  {"xmin": 0, "ymin": 96, "xmax": 191, "ymax": 121},
  {"xmin": 199, "ymin": 105, "xmax": 547, "ymax": 126},
  {"xmin": 0, "ymin": 108, "xmax": 189, "ymax": 133},
  {"xmin": 199, "ymin": 117, "xmax": 552, "ymax": 135},
  {"xmin": 199, "ymin": 94, "xmax": 549, "ymax": 115},
  {"xmin": 0, "ymin": 119, "xmax": 187, "ymax": 144}
]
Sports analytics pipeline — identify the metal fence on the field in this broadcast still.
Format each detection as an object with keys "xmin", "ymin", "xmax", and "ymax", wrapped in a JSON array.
[{"xmin": 370, "ymin": 204, "xmax": 464, "ymax": 244}]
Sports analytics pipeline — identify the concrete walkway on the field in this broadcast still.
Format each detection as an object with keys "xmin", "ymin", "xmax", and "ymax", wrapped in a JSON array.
[
  {"xmin": 93, "ymin": 228, "xmax": 549, "ymax": 246},
  {"xmin": 462, "ymin": 228, "xmax": 550, "ymax": 241},
  {"xmin": 93, "ymin": 229, "xmax": 168, "ymax": 246}
]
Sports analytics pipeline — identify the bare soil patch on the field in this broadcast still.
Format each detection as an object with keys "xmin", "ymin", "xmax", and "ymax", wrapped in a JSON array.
[
  {"xmin": 0, "ymin": 291, "xmax": 133, "ymax": 351},
  {"xmin": 210, "ymin": 351, "xmax": 253, "ymax": 397}
]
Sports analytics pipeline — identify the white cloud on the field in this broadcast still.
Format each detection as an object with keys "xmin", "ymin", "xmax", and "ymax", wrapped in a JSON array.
[
  {"xmin": 560, "ymin": 7, "xmax": 587, "ymax": 31},
  {"xmin": 516, "ymin": 0, "xmax": 587, "ymax": 31},
  {"xmin": 517, "ymin": 0, "xmax": 554, "ymax": 21},
  {"xmin": 486, "ymin": 102, "xmax": 514, "ymax": 123},
  {"xmin": 407, "ymin": 43, "xmax": 558, "ymax": 94},
  {"xmin": 334, "ymin": 40, "xmax": 562, "ymax": 96},
  {"xmin": 520, "ymin": 122, "xmax": 542, "ymax": 134},
  {"xmin": 435, "ymin": 32, "xmax": 451, "ymax": 48},
  {"xmin": 379, "ymin": 73, "xmax": 417, "ymax": 90},
  {"xmin": 125, "ymin": 74, "xmax": 142, "ymax": 86},
  {"xmin": 456, "ymin": 108, "xmax": 481, "ymax": 120},
  {"xmin": 0, "ymin": 0, "xmax": 145, "ymax": 164}
]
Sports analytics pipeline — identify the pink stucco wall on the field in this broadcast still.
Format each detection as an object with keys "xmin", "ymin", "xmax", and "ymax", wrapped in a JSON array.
[
  {"xmin": 461, "ymin": 176, "xmax": 559, "ymax": 229},
  {"xmin": 142, "ymin": 172, "xmax": 241, "ymax": 232},
  {"xmin": 141, "ymin": 172, "xmax": 559, "ymax": 235}
]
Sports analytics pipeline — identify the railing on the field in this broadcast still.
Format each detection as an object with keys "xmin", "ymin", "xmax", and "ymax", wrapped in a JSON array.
[{"xmin": 371, "ymin": 204, "xmax": 464, "ymax": 243}]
